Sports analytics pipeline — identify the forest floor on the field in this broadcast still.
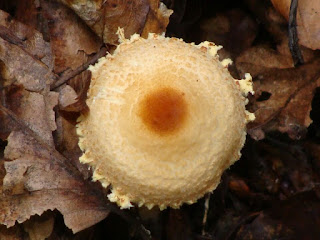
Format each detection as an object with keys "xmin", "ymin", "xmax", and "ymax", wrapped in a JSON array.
[{"xmin": 1, "ymin": 0, "xmax": 320, "ymax": 239}]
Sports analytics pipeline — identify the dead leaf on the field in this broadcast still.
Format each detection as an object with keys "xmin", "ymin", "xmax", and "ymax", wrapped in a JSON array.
[
  {"xmin": 58, "ymin": 85, "xmax": 78, "ymax": 109},
  {"xmin": 1, "ymin": 86, "xmax": 58, "ymax": 146},
  {"xmin": 23, "ymin": 213, "xmax": 54, "ymax": 240},
  {"xmin": 0, "ymin": 7, "xmax": 109, "ymax": 233},
  {"xmin": 1, "ymin": 124, "xmax": 109, "ymax": 233},
  {"xmin": 55, "ymin": 116, "xmax": 92, "ymax": 180},
  {"xmin": 0, "ymin": 37, "xmax": 55, "ymax": 92},
  {"xmin": 14, "ymin": 0, "xmax": 40, "ymax": 31},
  {"xmin": 41, "ymin": 0, "xmax": 102, "ymax": 74},
  {"xmin": 236, "ymin": 44, "xmax": 320, "ymax": 139},
  {"xmin": 0, "ymin": 35, "xmax": 108, "ymax": 232},
  {"xmin": 141, "ymin": 1, "xmax": 173, "ymax": 37},
  {"xmin": 271, "ymin": 0, "xmax": 320, "ymax": 50},
  {"xmin": 0, "ymin": 9, "xmax": 56, "ymax": 94},
  {"xmin": 236, "ymin": 45, "xmax": 294, "ymax": 77},
  {"xmin": 0, "ymin": 157, "xmax": 24, "ymax": 240},
  {"xmin": 0, "ymin": 9, "xmax": 53, "ymax": 70},
  {"xmin": 61, "ymin": 70, "xmax": 91, "ymax": 115},
  {"xmin": 58, "ymin": 0, "xmax": 172, "ymax": 45}
]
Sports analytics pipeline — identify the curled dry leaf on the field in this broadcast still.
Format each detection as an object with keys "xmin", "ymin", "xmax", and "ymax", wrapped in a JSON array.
[
  {"xmin": 58, "ymin": 0, "xmax": 172, "ymax": 44},
  {"xmin": 271, "ymin": 0, "xmax": 320, "ymax": 50},
  {"xmin": 236, "ymin": 45, "xmax": 320, "ymax": 139}
]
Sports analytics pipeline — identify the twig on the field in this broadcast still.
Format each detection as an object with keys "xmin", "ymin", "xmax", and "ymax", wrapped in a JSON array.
[
  {"xmin": 202, "ymin": 193, "xmax": 211, "ymax": 235},
  {"xmin": 50, "ymin": 47, "xmax": 108, "ymax": 90},
  {"xmin": 288, "ymin": 0, "xmax": 304, "ymax": 67},
  {"xmin": 0, "ymin": 26, "xmax": 24, "ymax": 47}
]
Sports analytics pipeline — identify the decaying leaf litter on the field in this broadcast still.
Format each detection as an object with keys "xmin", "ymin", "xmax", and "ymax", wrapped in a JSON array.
[{"xmin": 1, "ymin": 0, "xmax": 320, "ymax": 239}]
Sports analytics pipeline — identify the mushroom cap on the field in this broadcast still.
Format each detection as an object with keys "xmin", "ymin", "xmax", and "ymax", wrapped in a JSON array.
[{"xmin": 77, "ymin": 34, "xmax": 252, "ymax": 210}]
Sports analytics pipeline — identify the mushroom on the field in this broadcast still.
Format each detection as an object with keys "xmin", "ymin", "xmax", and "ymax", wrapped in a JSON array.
[{"xmin": 77, "ymin": 30, "xmax": 254, "ymax": 210}]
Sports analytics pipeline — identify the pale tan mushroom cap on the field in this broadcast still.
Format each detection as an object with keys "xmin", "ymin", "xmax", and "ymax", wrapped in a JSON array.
[{"xmin": 77, "ymin": 33, "xmax": 254, "ymax": 210}]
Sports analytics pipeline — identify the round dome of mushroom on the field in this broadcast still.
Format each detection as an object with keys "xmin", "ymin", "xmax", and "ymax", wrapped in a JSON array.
[{"xmin": 77, "ymin": 31, "xmax": 255, "ymax": 210}]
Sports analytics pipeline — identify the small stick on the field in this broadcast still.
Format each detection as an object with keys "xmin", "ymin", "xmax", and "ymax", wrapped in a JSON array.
[
  {"xmin": 288, "ymin": 0, "xmax": 304, "ymax": 67},
  {"xmin": 0, "ymin": 26, "xmax": 24, "ymax": 46},
  {"xmin": 50, "ymin": 47, "xmax": 107, "ymax": 90},
  {"xmin": 202, "ymin": 193, "xmax": 211, "ymax": 235}
]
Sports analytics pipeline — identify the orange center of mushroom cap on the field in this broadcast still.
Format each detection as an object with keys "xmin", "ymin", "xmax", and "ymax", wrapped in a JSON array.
[{"xmin": 139, "ymin": 87, "xmax": 188, "ymax": 135}]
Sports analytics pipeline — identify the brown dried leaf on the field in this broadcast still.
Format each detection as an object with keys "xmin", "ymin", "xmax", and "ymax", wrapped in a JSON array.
[
  {"xmin": 23, "ymin": 213, "xmax": 54, "ymax": 240},
  {"xmin": 0, "ymin": 86, "xmax": 58, "ymax": 143},
  {"xmin": 0, "ymin": 1, "xmax": 118, "ymax": 235},
  {"xmin": 41, "ymin": 0, "xmax": 102, "ymax": 74},
  {"xmin": 236, "ymin": 45, "xmax": 320, "ymax": 139},
  {"xmin": 2, "ymin": 87, "xmax": 58, "ymax": 146},
  {"xmin": 59, "ymin": 0, "xmax": 172, "ymax": 45},
  {"xmin": 0, "ymin": 74, "xmax": 108, "ymax": 233},
  {"xmin": 236, "ymin": 45, "xmax": 293, "ymax": 77},
  {"xmin": 55, "ymin": 116, "xmax": 92, "ymax": 179},
  {"xmin": 0, "ymin": 9, "xmax": 53, "ymax": 70},
  {"xmin": 0, "ymin": 10, "xmax": 56, "ymax": 92},
  {"xmin": 141, "ymin": 0, "xmax": 173, "ymax": 38},
  {"xmin": 0, "ymin": 36, "xmax": 55, "ymax": 92},
  {"xmin": 14, "ymin": 0, "xmax": 39, "ymax": 31},
  {"xmin": 62, "ymin": 70, "xmax": 91, "ymax": 115},
  {"xmin": 271, "ymin": 0, "xmax": 320, "ymax": 50},
  {"xmin": 58, "ymin": 85, "xmax": 78, "ymax": 109},
  {"xmin": 100, "ymin": 0, "xmax": 150, "ymax": 44},
  {"xmin": 1, "ymin": 122, "xmax": 109, "ymax": 233},
  {"xmin": 56, "ymin": 70, "xmax": 91, "ymax": 126},
  {"xmin": 0, "ymin": 86, "xmax": 21, "ymax": 139}
]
